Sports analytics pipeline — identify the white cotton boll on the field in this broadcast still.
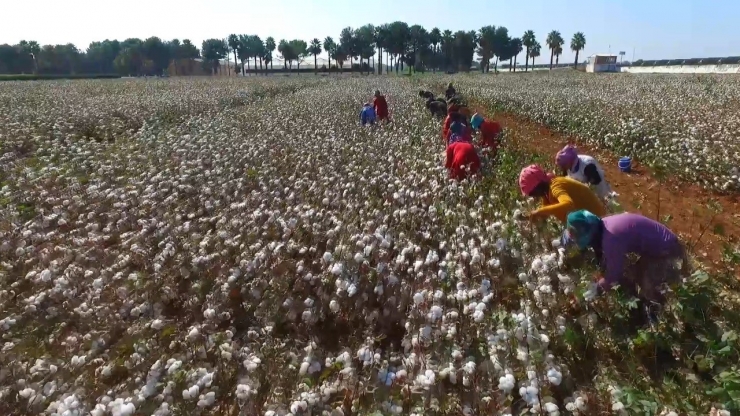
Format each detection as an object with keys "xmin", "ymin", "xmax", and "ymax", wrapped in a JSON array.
[
  {"xmin": 203, "ymin": 309, "xmax": 216, "ymax": 320},
  {"xmin": 413, "ymin": 292, "xmax": 424, "ymax": 305},
  {"xmin": 498, "ymin": 374, "xmax": 515, "ymax": 393},
  {"xmin": 544, "ymin": 402, "xmax": 559, "ymax": 415},
  {"xmin": 299, "ymin": 362, "xmax": 310, "ymax": 375},
  {"xmin": 188, "ymin": 327, "xmax": 200, "ymax": 340},
  {"xmin": 19, "ymin": 388, "xmax": 35, "ymax": 399},
  {"xmin": 547, "ymin": 368, "xmax": 562, "ymax": 386},
  {"xmin": 473, "ymin": 310, "xmax": 485, "ymax": 322},
  {"xmin": 118, "ymin": 403, "xmax": 136, "ymax": 416},
  {"xmin": 429, "ymin": 305, "xmax": 443, "ymax": 321},
  {"xmin": 331, "ymin": 262, "xmax": 344, "ymax": 275},
  {"xmin": 612, "ymin": 402, "xmax": 625, "ymax": 411},
  {"xmin": 354, "ymin": 253, "xmax": 364, "ymax": 263},
  {"xmin": 583, "ymin": 282, "xmax": 598, "ymax": 301},
  {"xmin": 347, "ymin": 284, "xmax": 358, "ymax": 297},
  {"xmin": 235, "ymin": 384, "xmax": 251, "ymax": 400},
  {"xmin": 329, "ymin": 300, "xmax": 340, "ymax": 313}
]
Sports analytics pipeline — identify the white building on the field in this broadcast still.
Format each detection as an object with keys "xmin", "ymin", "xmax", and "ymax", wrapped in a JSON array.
[{"xmin": 586, "ymin": 54, "xmax": 618, "ymax": 73}]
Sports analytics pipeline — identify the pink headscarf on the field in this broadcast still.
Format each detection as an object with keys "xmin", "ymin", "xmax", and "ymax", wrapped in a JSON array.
[{"xmin": 519, "ymin": 164, "xmax": 553, "ymax": 196}]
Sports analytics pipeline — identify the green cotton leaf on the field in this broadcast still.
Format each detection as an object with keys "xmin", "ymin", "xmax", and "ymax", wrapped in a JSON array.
[
  {"xmin": 709, "ymin": 387, "xmax": 725, "ymax": 396},
  {"xmin": 727, "ymin": 389, "xmax": 740, "ymax": 402},
  {"xmin": 722, "ymin": 330, "xmax": 738, "ymax": 343},
  {"xmin": 718, "ymin": 345, "xmax": 733, "ymax": 355},
  {"xmin": 691, "ymin": 270, "xmax": 710, "ymax": 284}
]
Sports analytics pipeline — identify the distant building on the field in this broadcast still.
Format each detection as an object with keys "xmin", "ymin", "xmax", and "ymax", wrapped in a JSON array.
[{"xmin": 585, "ymin": 54, "xmax": 618, "ymax": 73}]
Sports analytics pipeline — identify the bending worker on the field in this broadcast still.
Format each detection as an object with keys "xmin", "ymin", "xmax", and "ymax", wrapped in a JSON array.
[
  {"xmin": 555, "ymin": 145, "xmax": 612, "ymax": 200},
  {"xmin": 563, "ymin": 210, "xmax": 689, "ymax": 304},
  {"xmin": 518, "ymin": 164, "xmax": 606, "ymax": 223}
]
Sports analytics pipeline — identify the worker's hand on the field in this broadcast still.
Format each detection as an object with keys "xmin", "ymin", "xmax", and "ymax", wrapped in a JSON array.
[{"xmin": 527, "ymin": 210, "xmax": 545, "ymax": 222}]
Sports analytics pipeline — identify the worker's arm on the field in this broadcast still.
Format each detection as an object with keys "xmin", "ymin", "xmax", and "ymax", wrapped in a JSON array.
[{"xmin": 531, "ymin": 194, "xmax": 574, "ymax": 220}]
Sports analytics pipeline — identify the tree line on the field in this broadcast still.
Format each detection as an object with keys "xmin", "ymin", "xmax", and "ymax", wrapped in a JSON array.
[{"xmin": 0, "ymin": 23, "xmax": 587, "ymax": 76}]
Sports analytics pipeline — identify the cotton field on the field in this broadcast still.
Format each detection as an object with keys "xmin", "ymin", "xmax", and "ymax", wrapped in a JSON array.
[
  {"xmin": 0, "ymin": 76, "xmax": 738, "ymax": 416},
  {"xmin": 451, "ymin": 72, "xmax": 740, "ymax": 193}
]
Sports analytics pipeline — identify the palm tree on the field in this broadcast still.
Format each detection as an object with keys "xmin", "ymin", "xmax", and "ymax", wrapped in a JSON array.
[
  {"xmin": 238, "ymin": 35, "xmax": 251, "ymax": 74},
  {"xmin": 546, "ymin": 30, "xmax": 563, "ymax": 70},
  {"xmin": 374, "ymin": 25, "xmax": 389, "ymax": 74},
  {"xmin": 265, "ymin": 37, "xmax": 276, "ymax": 70},
  {"xmin": 522, "ymin": 30, "xmax": 536, "ymax": 72},
  {"xmin": 252, "ymin": 36, "xmax": 264, "ymax": 73},
  {"xmin": 408, "ymin": 25, "xmax": 428, "ymax": 74},
  {"xmin": 323, "ymin": 37, "xmax": 336, "ymax": 69},
  {"xmin": 339, "ymin": 27, "xmax": 356, "ymax": 68},
  {"xmin": 571, "ymin": 32, "xmax": 586, "ymax": 69},
  {"xmin": 333, "ymin": 44, "xmax": 348, "ymax": 72},
  {"xmin": 530, "ymin": 42, "xmax": 541, "ymax": 67},
  {"xmin": 227, "ymin": 34, "xmax": 239, "ymax": 76},
  {"xmin": 441, "ymin": 29, "xmax": 453, "ymax": 72},
  {"xmin": 508, "ymin": 38, "xmax": 522, "ymax": 72},
  {"xmin": 477, "ymin": 26, "xmax": 496, "ymax": 73},
  {"xmin": 308, "ymin": 38, "xmax": 322, "ymax": 73},
  {"xmin": 554, "ymin": 45, "xmax": 563, "ymax": 66},
  {"xmin": 429, "ymin": 27, "xmax": 441, "ymax": 72}
]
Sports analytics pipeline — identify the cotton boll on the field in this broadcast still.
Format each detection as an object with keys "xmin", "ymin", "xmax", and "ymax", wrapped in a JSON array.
[{"xmin": 547, "ymin": 368, "xmax": 562, "ymax": 386}]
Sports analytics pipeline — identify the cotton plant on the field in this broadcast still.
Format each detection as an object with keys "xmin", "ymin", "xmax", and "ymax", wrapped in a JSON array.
[{"xmin": 0, "ymin": 75, "xmax": 729, "ymax": 414}]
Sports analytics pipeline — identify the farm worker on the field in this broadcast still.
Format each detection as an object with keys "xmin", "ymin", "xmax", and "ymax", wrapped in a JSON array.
[
  {"xmin": 445, "ymin": 83, "xmax": 456, "ymax": 99},
  {"xmin": 445, "ymin": 140, "xmax": 481, "ymax": 181},
  {"xmin": 562, "ymin": 210, "xmax": 689, "ymax": 303},
  {"xmin": 555, "ymin": 145, "xmax": 612, "ymax": 200},
  {"xmin": 447, "ymin": 121, "xmax": 473, "ymax": 145},
  {"xmin": 426, "ymin": 97, "xmax": 448, "ymax": 118},
  {"xmin": 518, "ymin": 164, "xmax": 606, "ymax": 223},
  {"xmin": 359, "ymin": 103, "xmax": 376, "ymax": 126},
  {"xmin": 373, "ymin": 90, "xmax": 389, "ymax": 122},
  {"xmin": 471, "ymin": 113, "xmax": 503, "ymax": 150},
  {"xmin": 419, "ymin": 90, "xmax": 436, "ymax": 100},
  {"xmin": 448, "ymin": 98, "xmax": 472, "ymax": 119},
  {"xmin": 443, "ymin": 113, "xmax": 471, "ymax": 144}
]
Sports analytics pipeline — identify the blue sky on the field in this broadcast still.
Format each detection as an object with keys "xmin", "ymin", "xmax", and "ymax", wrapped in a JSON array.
[{"xmin": 2, "ymin": 0, "xmax": 737, "ymax": 63}]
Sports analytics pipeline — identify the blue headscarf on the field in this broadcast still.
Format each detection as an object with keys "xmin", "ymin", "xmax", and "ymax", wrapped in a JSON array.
[
  {"xmin": 450, "ymin": 121, "xmax": 464, "ymax": 135},
  {"xmin": 562, "ymin": 210, "xmax": 603, "ymax": 250}
]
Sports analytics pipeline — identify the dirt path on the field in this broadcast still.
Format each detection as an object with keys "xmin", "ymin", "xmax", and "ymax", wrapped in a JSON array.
[{"xmin": 487, "ymin": 109, "xmax": 740, "ymax": 267}]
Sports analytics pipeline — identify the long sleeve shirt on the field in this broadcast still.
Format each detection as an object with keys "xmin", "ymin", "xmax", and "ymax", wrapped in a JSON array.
[
  {"xmin": 533, "ymin": 177, "xmax": 607, "ymax": 222},
  {"xmin": 373, "ymin": 96, "xmax": 388, "ymax": 118},
  {"xmin": 360, "ymin": 106, "xmax": 376, "ymax": 125},
  {"xmin": 597, "ymin": 213, "xmax": 682, "ymax": 290},
  {"xmin": 479, "ymin": 120, "xmax": 503, "ymax": 149},
  {"xmin": 445, "ymin": 141, "xmax": 481, "ymax": 180}
]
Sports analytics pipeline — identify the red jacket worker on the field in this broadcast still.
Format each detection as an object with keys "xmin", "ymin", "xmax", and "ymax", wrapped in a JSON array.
[
  {"xmin": 445, "ymin": 141, "xmax": 481, "ymax": 181},
  {"xmin": 373, "ymin": 90, "xmax": 389, "ymax": 121},
  {"xmin": 471, "ymin": 113, "xmax": 502, "ymax": 150}
]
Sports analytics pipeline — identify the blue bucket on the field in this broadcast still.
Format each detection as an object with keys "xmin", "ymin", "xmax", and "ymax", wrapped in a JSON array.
[{"xmin": 618, "ymin": 157, "xmax": 632, "ymax": 173}]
